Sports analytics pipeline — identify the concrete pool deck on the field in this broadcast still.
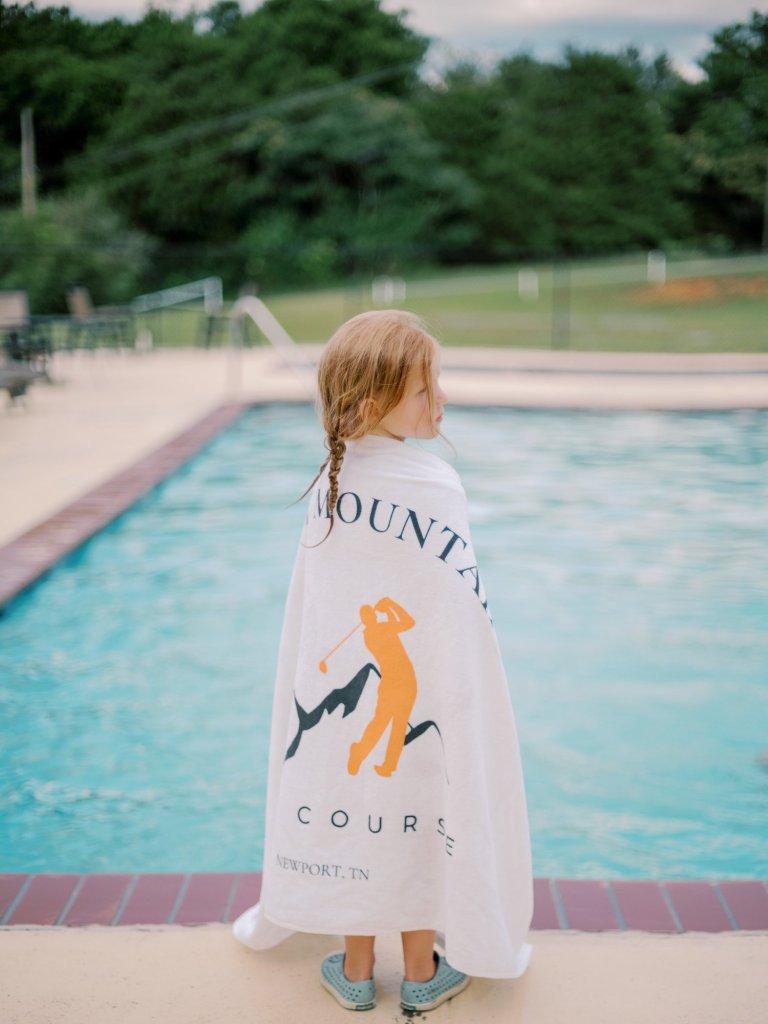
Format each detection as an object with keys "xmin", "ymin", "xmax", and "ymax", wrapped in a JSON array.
[
  {"xmin": 2, "ymin": 344, "xmax": 767, "ymax": 1022},
  {"xmin": 2, "ymin": 924, "xmax": 766, "ymax": 1024}
]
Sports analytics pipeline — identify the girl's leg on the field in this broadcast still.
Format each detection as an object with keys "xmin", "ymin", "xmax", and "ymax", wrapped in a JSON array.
[
  {"xmin": 375, "ymin": 707, "xmax": 412, "ymax": 775},
  {"xmin": 348, "ymin": 708, "xmax": 391, "ymax": 774},
  {"xmin": 343, "ymin": 935, "xmax": 375, "ymax": 981},
  {"xmin": 402, "ymin": 929, "xmax": 437, "ymax": 981}
]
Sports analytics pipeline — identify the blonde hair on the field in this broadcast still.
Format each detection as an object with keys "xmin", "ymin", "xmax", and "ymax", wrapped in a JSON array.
[{"xmin": 305, "ymin": 309, "xmax": 439, "ymax": 539}]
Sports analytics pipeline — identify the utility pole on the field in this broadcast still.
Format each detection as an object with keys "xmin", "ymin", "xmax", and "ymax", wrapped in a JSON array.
[
  {"xmin": 762, "ymin": 153, "xmax": 768, "ymax": 252},
  {"xmin": 21, "ymin": 107, "xmax": 37, "ymax": 217}
]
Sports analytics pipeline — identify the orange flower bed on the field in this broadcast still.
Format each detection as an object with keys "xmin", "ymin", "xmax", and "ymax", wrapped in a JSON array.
[{"xmin": 631, "ymin": 276, "xmax": 768, "ymax": 304}]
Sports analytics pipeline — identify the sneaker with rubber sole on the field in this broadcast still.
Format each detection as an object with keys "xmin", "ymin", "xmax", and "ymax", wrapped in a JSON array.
[
  {"xmin": 320, "ymin": 950, "xmax": 376, "ymax": 1011},
  {"xmin": 400, "ymin": 949, "xmax": 471, "ymax": 1012}
]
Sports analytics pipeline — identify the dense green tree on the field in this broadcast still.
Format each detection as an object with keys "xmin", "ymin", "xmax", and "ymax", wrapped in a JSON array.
[
  {"xmin": 0, "ymin": 190, "xmax": 152, "ymax": 311},
  {"xmin": 668, "ymin": 11, "xmax": 768, "ymax": 248},
  {"xmin": 74, "ymin": 0, "xmax": 441, "ymax": 285},
  {"xmin": 0, "ymin": 1, "xmax": 764, "ymax": 307},
  {"xmin": 203, "ymin": 0, "xmax": 243, "ymax": 36},
  {"xmin": 418, "ymin": 62, "xmax": 504, "ymax": 179},
  {"xmin": 0, "ymin": 4, "xmax": 132, "ymax": 196},
  {"xmin": 78, "ymin": 11, "xmax": 234, "ymax": 242},
  {"xmin": 227, "ymin": 0, "xmax": 426, "ymax": 98},
  {"xmin": 235, "ymin": 89, "xmax": 475, "ymax": 286},
  {"xmin": 420, "ymin": 50, "xmax": 688, "ymax": 259}
]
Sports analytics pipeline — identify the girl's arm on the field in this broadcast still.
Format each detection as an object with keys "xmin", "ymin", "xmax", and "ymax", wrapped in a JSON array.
[{"xmin": 376, "ymin": 596, "xmax": 415, "ymax": 631}]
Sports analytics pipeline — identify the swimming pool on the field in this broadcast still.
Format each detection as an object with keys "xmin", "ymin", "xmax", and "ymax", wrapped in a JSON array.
[{"xmin": 1, "ymin": 404, "xmax": 767, "ymax": 878}]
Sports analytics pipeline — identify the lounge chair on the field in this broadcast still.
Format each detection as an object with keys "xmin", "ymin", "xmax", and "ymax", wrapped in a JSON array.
[
  {"xmin": 0, "ymin": 363, "xmax": 44, "ymax": 406},
  {"xmin": 66, "ymin": 285, "xmax": 133, "ymax": 350},
  {"xmin": 0, "ymin": 290, "xmax": 53, "ymax": 379}
]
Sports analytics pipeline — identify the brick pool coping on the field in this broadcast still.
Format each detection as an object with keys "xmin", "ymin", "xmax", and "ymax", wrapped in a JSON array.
[
  {"xmin": 1, "ymin": 874, "xmax": 767, "ymax": 931},
  {"xmin": 2, "ymin": 403, "xmax": 767, "ymax": 935},
  {"xmin": 0, "ymin": 400, "xmax": 253, "ymax": 612}
]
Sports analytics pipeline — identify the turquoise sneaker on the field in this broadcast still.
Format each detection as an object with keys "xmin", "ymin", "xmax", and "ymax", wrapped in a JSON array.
[
  {"xmin": 400, "ymin": 950, "xmax": 471, "ymax": 1012},
  {"xmin": 320, "ymin": 951, "xmax": 376, "ymax": 1011}
]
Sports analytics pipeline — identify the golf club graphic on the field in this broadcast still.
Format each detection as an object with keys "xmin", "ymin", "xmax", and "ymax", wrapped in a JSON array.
[
  {"xmin": 319, "ymin": 622, "xmax": 362, "ymax": 673},
  {"xmin": 284, "ymin": 597, "xmax": 449, "ymax": 783}
]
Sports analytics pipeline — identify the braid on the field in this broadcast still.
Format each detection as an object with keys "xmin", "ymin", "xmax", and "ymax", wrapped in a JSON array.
[
  {"xmin": 325, "ymin": 432, "xmax": 346, "ymax": 536},
  {"xmin": 295, "ymin": 432, "xmax": 345, "ymax": 547}
]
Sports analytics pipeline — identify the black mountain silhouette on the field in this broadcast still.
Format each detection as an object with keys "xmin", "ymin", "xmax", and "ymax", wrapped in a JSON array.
[{"xmin": 285, "ymin": 662, "xmax": 445, "ymax": 770}]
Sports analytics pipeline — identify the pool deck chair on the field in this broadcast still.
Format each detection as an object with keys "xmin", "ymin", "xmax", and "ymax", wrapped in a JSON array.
[
  {"xmin": 66, "ymin": 285, "xmax": 133, "ymax": 351},
  {"xmin": 0, "ymin": 290, "xmax": 53, "ymax": 383},
  {"xmin": 0, "ymin": 363, "xmax": 41, "ymax": 407}
]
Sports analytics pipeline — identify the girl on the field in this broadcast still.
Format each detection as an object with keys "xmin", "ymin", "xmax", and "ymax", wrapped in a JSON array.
[{"xmin": 233, "ymin": 309, "xmax": 533, "ymax": 1013}]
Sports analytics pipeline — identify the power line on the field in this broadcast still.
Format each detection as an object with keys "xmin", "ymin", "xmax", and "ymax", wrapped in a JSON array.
[{"xmin": 78, "ymin": 61, "xmax": 420, "ymax": 169}]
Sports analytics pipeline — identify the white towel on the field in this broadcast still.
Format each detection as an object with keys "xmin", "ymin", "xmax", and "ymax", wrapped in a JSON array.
[{"xmin": 232, "ymin": 435, "xmax": 533, "ymax": 978}]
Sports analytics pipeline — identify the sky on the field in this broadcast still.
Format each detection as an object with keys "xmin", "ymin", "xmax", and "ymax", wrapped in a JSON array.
[{"xmin": 29, "ymin": 0, "xmax": 761, "ymax": 80}]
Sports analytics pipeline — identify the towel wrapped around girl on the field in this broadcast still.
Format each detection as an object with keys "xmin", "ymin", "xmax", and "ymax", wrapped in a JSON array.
[{"xmin": 233, "ymin": 425, "xmax": 533, "ymax": 979}]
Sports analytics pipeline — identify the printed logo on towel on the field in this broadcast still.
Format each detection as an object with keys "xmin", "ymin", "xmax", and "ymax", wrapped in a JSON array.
[
  {"xmin": 309, "ymin": 488, "xmax": 492, "ymax": 620},
  {"xmin": 285, "ymin": 595, "xmax": 447, "ymax": 781}
]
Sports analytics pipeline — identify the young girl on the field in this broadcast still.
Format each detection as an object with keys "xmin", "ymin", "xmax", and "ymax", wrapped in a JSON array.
[{"xmin": 233, "ymin": 309, "xmax": 533, "ymax": 1013}]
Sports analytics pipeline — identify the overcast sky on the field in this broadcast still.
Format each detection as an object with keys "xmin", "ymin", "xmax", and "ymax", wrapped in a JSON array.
[{"xmin": 32, "ymin": 0, "xmax": 759, "ymax": 79}]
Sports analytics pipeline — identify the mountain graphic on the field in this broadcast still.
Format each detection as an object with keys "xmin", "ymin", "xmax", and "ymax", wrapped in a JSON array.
[{"xmin": 285, "ymin": 660, "xmax": 446, "ymax": 780}]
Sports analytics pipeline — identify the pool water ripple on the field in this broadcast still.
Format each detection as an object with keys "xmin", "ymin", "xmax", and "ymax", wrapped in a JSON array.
[{"xmin": 1, "ymin": 405, "xmax": 766, "ymax": 877}]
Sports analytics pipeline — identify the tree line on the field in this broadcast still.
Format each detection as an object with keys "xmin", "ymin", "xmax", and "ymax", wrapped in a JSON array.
[{"xmin": 0, "ymin": 0, "xmax": 766, "ymax": 311}]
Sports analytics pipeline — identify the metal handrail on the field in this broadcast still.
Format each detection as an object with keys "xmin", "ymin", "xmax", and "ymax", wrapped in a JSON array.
[
  {"xmin": 131, "ymin": 277, "xmax": 223, "ymax": 315},
  {"xmin": 228, "ymin": 295, "xmax": 314, "ymax": 369}
]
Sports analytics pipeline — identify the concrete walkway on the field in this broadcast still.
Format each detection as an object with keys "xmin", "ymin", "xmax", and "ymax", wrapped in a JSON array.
[
  {"xmin": 2, "ymin": 343, "xmax": 767, "ymax": 548},
  {"xmin": 1, "ymin": 926, "xmax": 766, "ymax": 1024}
]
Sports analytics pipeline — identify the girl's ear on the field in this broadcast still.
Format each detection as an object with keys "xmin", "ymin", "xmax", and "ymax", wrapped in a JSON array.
[{"xmin": 358, "ymin": 395, "xmax": 379, "ymax": 428}]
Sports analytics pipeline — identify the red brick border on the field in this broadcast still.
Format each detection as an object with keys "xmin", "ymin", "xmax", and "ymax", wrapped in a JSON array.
[{"xmin": 1, "ymin": 874, "xmax": 766, "ymax": 930}]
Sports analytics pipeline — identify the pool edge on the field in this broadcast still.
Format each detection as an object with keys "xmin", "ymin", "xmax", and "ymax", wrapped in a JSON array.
[{"xmin": 0, "ymin": 400, "xmax": 257, "ymax": 613}]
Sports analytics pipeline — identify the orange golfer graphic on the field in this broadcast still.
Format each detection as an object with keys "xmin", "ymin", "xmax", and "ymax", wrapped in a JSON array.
[{"xmin": 346, "ymin": 596, "xmax": 417, "ymax": 778}]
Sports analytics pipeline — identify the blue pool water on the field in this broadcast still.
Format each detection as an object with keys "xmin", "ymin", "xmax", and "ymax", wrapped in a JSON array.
[{"xmin": 1, "ymin": 405, "xmax": 767, "ymax": 878}]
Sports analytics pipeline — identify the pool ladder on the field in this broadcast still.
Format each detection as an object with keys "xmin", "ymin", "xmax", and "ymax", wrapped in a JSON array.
[{"xmin": 228, "ymin": 296, "xmax": 314, "ymax": 369}]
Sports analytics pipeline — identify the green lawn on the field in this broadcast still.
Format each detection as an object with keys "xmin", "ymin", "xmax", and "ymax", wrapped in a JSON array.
[
  {"xmin": 93, "ymin": 253, "xmax": 767, "ymax": 354},
  {"xmin": 263, "ymin": 254, "xmax": 768, "ymax": 352}
]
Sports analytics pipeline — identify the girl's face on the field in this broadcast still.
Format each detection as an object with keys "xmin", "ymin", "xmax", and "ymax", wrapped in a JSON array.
[{"xmin": 370, "ymin": 349, "xmax": 447, "ymax": 441}]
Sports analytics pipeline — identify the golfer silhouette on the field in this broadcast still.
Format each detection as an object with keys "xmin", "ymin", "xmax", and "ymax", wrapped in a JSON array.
[{"xmin": 347, "ymin": 596, "xmax": 417, "ymax": 778}]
